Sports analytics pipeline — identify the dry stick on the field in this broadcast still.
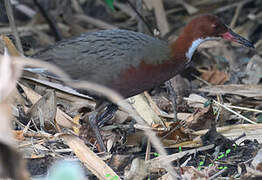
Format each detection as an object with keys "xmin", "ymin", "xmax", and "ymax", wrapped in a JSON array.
[
  {"xmin": 207, "ymin": 168, "xmax": 227, "ymax": 180},
  {"xmin": 126, "ymin": 0, "xmax": 154, "ymax": 36},
  {"xmin": 136, "ymin": 0, "xmax": 145, "ymax": 33},
  {"xmin": 75, "ymin": 14, "xmax": 118, "ymax": 29},
  {"xmin": 145, "ymin": 139, "xmax": 151, "ymax": 161},
  {"xmin": 33, "ymin": 0, "xmax": 63, "ymax": 41},
  {"xmin": 214, "ymin": 0, "xmax": 252, "ymax": 14},
  {"xmin": 192, "ymin": 74, "xmax": 212, "ymax": 86},
  {"xmin": 4, "ymin": 0, "xmax": 23, "ymax": 54},
  {"xmin": 176, "ymin": 0, "xmax": 198, "ymax": 15},
  {"xmin": 70, "ymin": 0, "xmax": 84, "ymax": 14},
  {"xmin": 232, "ymin": 132, "xmax": 246, "ymax": 142},
  {"xmin": 183, "ymin": 97, "xmax": 257, "ymax": 125},
  {"xmin": 225, "ymin": 105, "xmax": 262, "ymax": 113},
  {"xmin": 88, "ymin": 112, "xmax": 107, "ymax": 152},
  {"xmin": 0, "ymin": 23, "xmax": 69, "ymax": 35},
  {"xmin": 114, "ymin": 1, "xmax": 136, "ymax": 18},
  {"xmin": 151, "ymin": 0, "xmax": 169, "ymax": 36},
  {"xmin": 213, "ymin": 100, "xmax": 257, "ymax": 125},
  {"xmin": 12, "ymin": 57, "xmax": 180, "ymax": 179},
  {"xmin": 230, "ymin": 2, "xmax": 244, "ymax": 28},
  {"xmin": 10, "ymin": 0, "xmax": 36, "ymax": 18}
]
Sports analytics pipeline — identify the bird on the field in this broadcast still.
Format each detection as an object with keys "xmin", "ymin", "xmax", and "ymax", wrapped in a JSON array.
[
  {"xmin": 29, "ymin": 14, "xmax": 254, "ymax": 151},
  {"xmin": 31, "ymin": 14, "xmax": 254, "ymax": 99}
]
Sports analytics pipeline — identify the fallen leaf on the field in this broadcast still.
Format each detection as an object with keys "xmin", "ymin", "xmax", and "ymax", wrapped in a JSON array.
[
  {"xmin": 185, "ymin": 105, "xmax": 215, "ymax": 131},
  {"xmin": 1, "ymin": 35, "xmax": 21, "ymax": 56},
  {"xmin": 200, "ymin": 68, "xmax": 229, "ymax": 85}
]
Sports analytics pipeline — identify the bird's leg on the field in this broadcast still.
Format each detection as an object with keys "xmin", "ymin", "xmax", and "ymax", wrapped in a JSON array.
[
  {"xmin": 87, "ymin": 112, "xmax": 107, "ymax": 152},
  {"xmin": 97, "ymin": 103, "xmax": 118, "ymax": 127},
  {"xmin": 87, "ymin": 102, "xmax": 118, "ymax": 152}
]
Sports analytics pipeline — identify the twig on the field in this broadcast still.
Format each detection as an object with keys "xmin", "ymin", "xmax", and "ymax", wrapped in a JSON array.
[
  {"xmin": 87, "ymin": 112, "xmax": 107, "ymax": 152},
  {"xmin": 145, "ymin": 139, "xmax": 151, "ymax": 161},
  {"xmin": 207, "ymin": 168, "xmax": 227, "ymax": 180},
  {"xmin": 33, "ymin": 0, "xmax": 63, "ymax": 41},
  {"xmin": 151, "ymin": 0, "xmax": 169, "ymax": 36},
  {"xmin": 165, "ymin": 81, "xmax": 178, "ymax": 122},
  {"xmin": 114, "ymin": 1, "xmax": 136, "ymax": 19},
  {"xmin": 192, "ymin": 74, "xmax": 212, "ymax": 86},
  {"xmin": 176, "ymin": 0, "xmax": 198, "ymax": 15},
  {"xmin": 11, "ymin": 0, "xmax": 36, "ymax": 18},
  {"xmin": 230, "ymin": 2, "xmax": 244, "ymax": 28},
  {"xmin": 0, "ymin": 23, "xmax": 69, "ymax": 35},
  {"xmin": 75, "ymin": 14, "xmax": 118, "ymax": 29},
  {"xmin": 126, "ymin": 0, "xmax": 154, "ymax": 35},
  {"xmin": 4, "ymin": 0, "xmax": 24, "ymax": 54},
  {"xmin": 225, "ymin": 105, "xmax": 262, "ymax": 114},
  {"xmin": 214, "ymin": 0, "xmax": 252, "ymax": 14},
  {"xmin": 213, "ymin": 100, "xmax": 257, "ymax": 125},
  {"xmin": 136, "ymin": 0, "xmax": 145, "ymax": 33},
  {"xmin": 70, "ymin": 0, "xmax": 84, "ymax": 14},
  {"xmin": 232, "ymin": 132, "xmax": 246, "ymax": 142}
]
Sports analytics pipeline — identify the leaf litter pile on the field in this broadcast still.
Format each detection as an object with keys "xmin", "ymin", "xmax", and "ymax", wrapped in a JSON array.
[{"xmin": 0, "ymin": 0, "xmax": 262, "ymax": 179}]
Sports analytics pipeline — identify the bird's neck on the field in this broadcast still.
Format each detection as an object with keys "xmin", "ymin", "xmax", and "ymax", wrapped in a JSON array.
[{"xmin": 170, "ymin": 34, "xmax": 220, "ymax": 64}]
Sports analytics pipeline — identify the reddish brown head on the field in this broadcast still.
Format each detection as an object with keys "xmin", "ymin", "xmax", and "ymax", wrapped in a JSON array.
[
  {"xmin": 171, "ymin": 14, "xmax": 254, "ymax": 61},
  {"xmin": 185, "ymin": 14, "xmax": 254, "ymax": 48}
]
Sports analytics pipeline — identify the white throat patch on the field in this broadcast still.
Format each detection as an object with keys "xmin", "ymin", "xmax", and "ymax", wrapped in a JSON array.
[{"xmin": 185, "ymin": 37, "xmax": 220, "ymax": 61}]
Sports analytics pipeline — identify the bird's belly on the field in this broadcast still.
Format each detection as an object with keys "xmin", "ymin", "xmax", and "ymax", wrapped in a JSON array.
[{"xmin": 109, "ymin": 61, "xmax": 185, "ymax": 98}]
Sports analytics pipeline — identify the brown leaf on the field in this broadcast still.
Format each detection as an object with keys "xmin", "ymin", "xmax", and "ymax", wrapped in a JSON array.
[
  {"xmin": 1, "ymin": 35, "xmax": 21, "ymax": 56},
  {"xmin": 27, "ymin": 90, "xmax": 57, "ymax": 131},
  {"xmin": 185, "ymin": 105, "xmax": 215, "ymax": 131},
  {"xmin": 200, "ymin": 68, "xmax": 229, "ymax": 85},
  {"xmin": 156, "ymin": 122, "xmax": 190, "ymax": 141}
]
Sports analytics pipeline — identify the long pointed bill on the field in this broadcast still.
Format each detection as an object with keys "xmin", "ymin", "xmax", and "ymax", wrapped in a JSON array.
[{"xmin": 222, "ymin": 29, "xmax": 254, "ymax": 48}]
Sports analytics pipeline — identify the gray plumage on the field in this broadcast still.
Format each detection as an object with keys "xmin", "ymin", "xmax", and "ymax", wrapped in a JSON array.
[{"xmin": 32, "ymin": 29, "xmax": 172, "ymax": 87}]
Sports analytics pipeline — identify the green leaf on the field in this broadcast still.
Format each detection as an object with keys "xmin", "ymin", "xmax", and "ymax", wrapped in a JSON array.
[{"xmin": 105, "ymin": 0, "xmax": 115, "ymax": 11}]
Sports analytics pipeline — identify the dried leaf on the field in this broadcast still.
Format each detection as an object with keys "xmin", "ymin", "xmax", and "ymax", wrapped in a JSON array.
[
  {"xmin": 157, "ymin": 122, "xmax": 189, "ymax": 142},
  {"xmin": 1, "ymin": 35, "xmax": 21, "ymax": 56},
  {"xmin": 185, "ymin": 105, "xmax": 215, "ymax": 131},
  {"xmin": 129, "ymin": 94, "xmax": 162, "ymax": 125},
  {"xmin": 27, "ymin": 90, "xmax": 57, "ymax": 130},
  {"xmin": 200, "ymin": 68, "xmax": 229, "ymax": 85}
]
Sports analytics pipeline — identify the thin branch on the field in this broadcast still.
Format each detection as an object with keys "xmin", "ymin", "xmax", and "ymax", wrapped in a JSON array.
[
  {"xmin": 213, "ymin": 100, "xmax": 257, "ymax": 125},
  {"xmin": 126, "ymin": 0, "xmax": 154, "ymax": 35},
  {"xmin": 33, "ymin": 0, "xmax": 63, "ymax": 41},
  {"xmin": 4, "ymin": 0, "xmax": 24, "ymax": 54}
]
